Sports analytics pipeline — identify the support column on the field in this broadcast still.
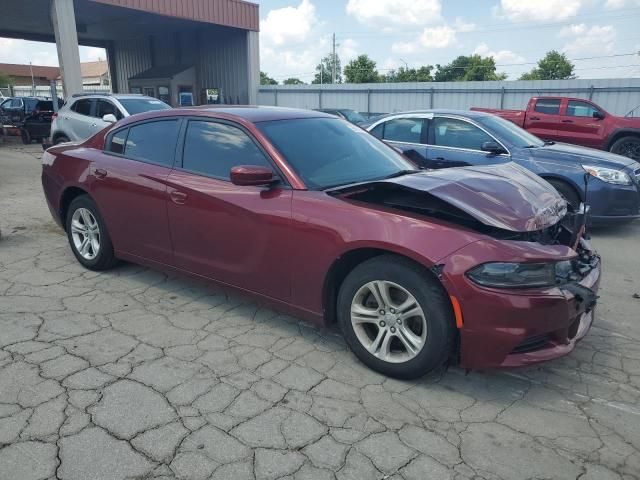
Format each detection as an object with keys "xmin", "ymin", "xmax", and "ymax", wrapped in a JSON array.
[
  {"xmin": 246, "ymin": 31, "xmax": 260, "ymax": 105},
  {"xmin": 51, "ymin": 0, "xmax": 83, "ymax": 97}
]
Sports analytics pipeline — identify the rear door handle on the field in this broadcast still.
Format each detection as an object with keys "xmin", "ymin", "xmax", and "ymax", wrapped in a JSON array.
[
  {"xmin": 561, "ymin": 119, "xmax": 574, "ymax": 123},
  {"xmin": 530, "ymin": 116, "xmax": 540, "ymax": 121},
  {"xmin": 170, "ymin": 190, "xmax": 188, "ymax": 204},
  {"xmin": 94, "ymin": 168, "xmax": 107, "ymax": 179}
]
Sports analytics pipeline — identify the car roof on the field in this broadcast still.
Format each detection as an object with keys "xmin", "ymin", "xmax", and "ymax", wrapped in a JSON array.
[
  {"xmin": 172, "ymin": 106, "xmax": 335, "ymax": 122},
  {"xmin": 377, "ymin": 109, "xmax": 493, "ymax": 119}
]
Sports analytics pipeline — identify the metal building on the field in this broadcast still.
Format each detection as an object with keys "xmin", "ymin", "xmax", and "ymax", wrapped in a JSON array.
[{"xmin": 0, "ymin": 0, "xmax": 260, "ymax": 105}]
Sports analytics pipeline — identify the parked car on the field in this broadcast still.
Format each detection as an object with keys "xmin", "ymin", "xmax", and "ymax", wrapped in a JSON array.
[
  {"xmin": 315, "ymin": 108, "xmax": 366, "ymax": 124},
  {"xmin": 42, "ymin": 107, "xmax": 600, "ymax": 378},
  {"xmin": 50, "ymin": 93, "xmax": 171, "ymax": 144},
  {"xmin": 0, "ymin": 96, "xmax": 61, "ymax": 143},
  {"xmin": 367, "ymin": 110, "xmax": 640, "ymax": 225},
  {"xmin": 472, "ymin": 97, "xmax": 640, "ymax": 160}
]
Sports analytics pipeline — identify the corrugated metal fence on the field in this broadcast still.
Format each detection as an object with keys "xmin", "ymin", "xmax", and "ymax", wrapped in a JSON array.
[{"xmin": 258, "ymin": 78, "xmax": 640, "ymax": 117}]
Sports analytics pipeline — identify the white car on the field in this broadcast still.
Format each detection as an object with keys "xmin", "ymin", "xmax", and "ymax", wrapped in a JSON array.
[{"xmin": 50, "ymin": 93, "xmax": 171, "ymax": 144}]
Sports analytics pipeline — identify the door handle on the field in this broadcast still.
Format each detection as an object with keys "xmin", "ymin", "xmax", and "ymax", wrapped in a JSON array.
[
  {"xmin": 94, "ymin": 168, "xmax": 107, "ymax": 179},
  {"xmin": 170, "ymin": 190, "xmax": 188, "ymax": 204},
  {"xmin": 561, "ymin": 119, "xmax": 574, "ymax": 123},
  {"xmin": 530, "ymin": 116, "xmax": 540, "ymax": 121}
]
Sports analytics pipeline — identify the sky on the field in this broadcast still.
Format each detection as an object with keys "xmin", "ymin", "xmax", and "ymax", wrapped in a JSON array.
[{"xmin": 1, "ymin": 0, "xmax": 640, "ymax": 82}]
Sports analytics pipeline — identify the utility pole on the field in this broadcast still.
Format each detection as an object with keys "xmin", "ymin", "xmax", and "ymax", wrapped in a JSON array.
[
  {"xmin": 29, "ymin": 62, "xmax": 36, "ymax": 96},
  {"xmin": 332, "ymin": 33, "xmax": 336, "ymax": 84}
]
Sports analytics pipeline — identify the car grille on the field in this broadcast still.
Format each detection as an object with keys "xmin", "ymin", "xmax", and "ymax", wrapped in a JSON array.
[
  {"xmin": 635, "ymin": 167, "xmax": 640, "ymax": 181},
  {"xmin": 511, "ymin": 334, "xmax": 551, "ymax": 354}
]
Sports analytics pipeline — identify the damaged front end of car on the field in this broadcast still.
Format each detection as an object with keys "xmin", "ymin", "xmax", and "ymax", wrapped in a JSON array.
[{"xmin": 329, "ymin": 163, "xmax": 601, "ymax": 368}]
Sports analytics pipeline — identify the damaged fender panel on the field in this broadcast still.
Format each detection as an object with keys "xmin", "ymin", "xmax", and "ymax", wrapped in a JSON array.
[{"xmin": 332, "ymin": 162, "xmax": 567, "ymax": 232}]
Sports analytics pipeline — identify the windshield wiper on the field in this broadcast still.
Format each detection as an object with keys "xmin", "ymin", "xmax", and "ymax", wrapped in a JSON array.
[
  {"xmin": 322, "ymin": 170, "xmax": 420, "ymax": 191},
  {"xmin": 378, "ymin": 169, "xmax": 421, "ymax": 180}
]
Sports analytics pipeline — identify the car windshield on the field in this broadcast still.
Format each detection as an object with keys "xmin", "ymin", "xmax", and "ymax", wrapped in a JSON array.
[
  {"xmin": 119, "ymin": 98, "xmax": 171, "ymax": 115},
  {"xmin": 477, "ymin": 114, "xmax": 545, "ymax": 148},
  {"xmin": 343, "ymin": 110, "xmax": 366, "ymax": 123},
  {"xmin": 257, "ymin": 117, "xmax": 416, "ymax": 189}
]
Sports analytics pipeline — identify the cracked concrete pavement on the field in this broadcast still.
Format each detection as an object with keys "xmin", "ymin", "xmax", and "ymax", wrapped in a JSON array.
[{"xmin": 1, "ymin": 139, "xmax": 639, "ymax": 480}]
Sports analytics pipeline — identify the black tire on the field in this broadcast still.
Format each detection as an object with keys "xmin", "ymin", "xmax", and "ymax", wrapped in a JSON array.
[
  {"xmin": 54, "ymin": 135, "xmax": 70, "ymax": 145},
  {"xmin": 21, "ymin": 129, "xmax": 31, "ymax": 144},
  {"xmin": 610, "ymin": 136, "xmax": 640, "ymax": 161},
  {"xmin": 547, "ymin": 179, "xmax": 581, "ymax": 212},
  {"xmin": 337, "ymin": 255, "xmax": 455, "ymax": 379},
  {"xmin": 65, "ymin": 195, "xmax": 118, "ymax": 271}
]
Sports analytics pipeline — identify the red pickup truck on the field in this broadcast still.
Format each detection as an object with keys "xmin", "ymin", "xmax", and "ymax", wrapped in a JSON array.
[{"xmin": 472, "ymin": 97, "xmax": 640, "ymax": 160}]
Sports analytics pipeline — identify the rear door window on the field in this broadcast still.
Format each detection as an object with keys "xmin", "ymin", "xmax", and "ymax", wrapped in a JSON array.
[
  {"xmin": 382, "ymin": 118, "xmax": 424, "ymax": 144},
  {"xmin": 123, "ymin": 120, "xmax": 180, "ymax": 167},
  {"xmin": 72, "ymin": 99, "xmax": 93, "ymax": 116},
  {"xmin": 534, "ymin": 99, "xmax": 561, "ymax": 115},
  {"xmin": 182, "ymin": 121, "xmax": 271, "ymax": 180}
]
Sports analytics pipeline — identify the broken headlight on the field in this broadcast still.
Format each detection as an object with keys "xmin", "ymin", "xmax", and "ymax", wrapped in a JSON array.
[{"xmin": 467, "ymin": 262, "xmax": 563, "ymax": 289}]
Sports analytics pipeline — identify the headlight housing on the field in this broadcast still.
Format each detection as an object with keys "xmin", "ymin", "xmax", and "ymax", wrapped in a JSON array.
[
  {"xmin": 582, "ymin": 165, "xmax": 632, "ymax": 185},
  {"xmin": 467, "ymin": 262, "xmax": 570, "ymax": 289}
]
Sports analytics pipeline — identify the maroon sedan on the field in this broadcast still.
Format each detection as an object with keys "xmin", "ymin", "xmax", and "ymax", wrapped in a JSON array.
[{"xmin": 41, "ymin": 107, "xmax": 601, "ymax": 378}]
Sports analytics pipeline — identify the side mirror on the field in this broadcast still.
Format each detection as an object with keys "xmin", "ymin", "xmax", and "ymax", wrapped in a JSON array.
[
  {"xmin": 230, "ymin": 165, "xmax": 276, "ymax": 187},
  {"xmin": 481, "ymin": 141, "xmax": 506, "ymax": 155},
  {"xmin": 102, "ymin": 114, "xmax": 117, "ymax": 123},
  {"xmin": 592, "ymin": 111, "xmax": 605, "ymax": 120}
]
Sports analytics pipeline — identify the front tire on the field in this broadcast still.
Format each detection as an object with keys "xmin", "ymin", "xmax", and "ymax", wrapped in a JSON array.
[
  {"xmin": 547, "ymin": 179, "xmax": 581, "ymax": 212},
  {"xmin": 65, "ymin": 195, "xmax": 117, "ymax": 271},
  {"xmin": 610, "ymin": 136, "xmax": 640, "ymax": 161},
  {"xmin": 337, "ymin": 255, "xmax": 455, "ymax": 379}
]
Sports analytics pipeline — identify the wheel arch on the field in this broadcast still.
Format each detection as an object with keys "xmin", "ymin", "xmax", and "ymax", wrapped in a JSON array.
[
  {"xmin": 321, "ymin": 247, "xmax": 449, "ymax": 325},
  {"xmin": 605, "ymin": 129, "xmax": 640, "ymax": 150},
  {"xmin": 59, "ymin": 186, "xmax": 91, "ymax": 230},
  {"xmin": 538, "ymin": 174, "xmax": 584, "ymax": 202}
]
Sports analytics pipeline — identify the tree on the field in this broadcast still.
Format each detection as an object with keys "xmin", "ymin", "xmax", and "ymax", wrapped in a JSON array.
[
  {"xmin": 260, "ymin": 71, "xmax": 278, "ymax": 85},
  {"xmin": 0, "ymin": 71, "xmax": 12, "ymax": 87},
  {"xmin": 344, "ymin": 54, "xmax": 379, "ymax": 83},
  {"xmin": 312, "ymin": 53, "xmax": 342, "ymax": 84},
  {"xmin": 283, "ymin": 77, "xmax": 304, "ymax": 85},
  {"xmin": 384, "ymin": 65, "xmax": 434, "ymax": 82},
  {"xmin": 519, "ymin": 50, "xmax": 575, "ymax": 80},
  {"xmin": 434, "ymin": 55, "xmax": 507, "ymax": 82}
]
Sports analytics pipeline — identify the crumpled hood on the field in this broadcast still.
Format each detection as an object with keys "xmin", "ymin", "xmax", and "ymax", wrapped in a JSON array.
[
  {"xmin": 526, "ymin": 142, "xmax": 637, "ymax": 169},
  {"xmin": 382, "ymin": 162, "xmax": 567, "ymax": 232}
]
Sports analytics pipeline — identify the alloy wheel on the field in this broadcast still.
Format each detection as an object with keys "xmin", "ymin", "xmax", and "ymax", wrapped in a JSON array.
[
  {"xmin": 350, "ymin": 280, "xmax": 427, "ymax": 363},
  {"xmin": 70, "ymin": 208, "xmax": 101, "ymax": 260}
]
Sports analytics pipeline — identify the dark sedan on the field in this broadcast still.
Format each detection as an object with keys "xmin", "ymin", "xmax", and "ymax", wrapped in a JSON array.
[
  {"xmin": 42, "ymin": 107, "xmax": 600, "ymax": 378},
  {"xmin": 366, "ymin": 110, "xmax": 640, "ymax": 224}
]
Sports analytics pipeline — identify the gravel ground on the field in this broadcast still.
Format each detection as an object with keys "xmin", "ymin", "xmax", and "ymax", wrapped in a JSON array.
[{"xmin": 1, "ymin": 139, "xmax": 639, "ymax": 480}]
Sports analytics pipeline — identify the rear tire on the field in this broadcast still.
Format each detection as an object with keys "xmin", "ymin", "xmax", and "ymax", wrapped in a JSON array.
[
  {"xmin": 610, "ymin": 136, "xmax": 640, "ymax": 161},
  {"xmin": 547, "ymin": 179, "xmax": 581, "ymax": 212},
  {"xmin": 337, "ymin": 255, "xmax": 455, "ymax": 379},
  {"xmin": 54, "ymin": 135, "xmax": 70, "ymax": 145},
  {"xmin": 65, "ymin": 195, "xmax": 118, "ymax": 271}
]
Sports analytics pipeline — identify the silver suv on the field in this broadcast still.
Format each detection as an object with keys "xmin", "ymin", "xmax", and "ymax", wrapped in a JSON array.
[{"xmin": 50, "ymin": 93, "xmax": 171, "ymax": 144}]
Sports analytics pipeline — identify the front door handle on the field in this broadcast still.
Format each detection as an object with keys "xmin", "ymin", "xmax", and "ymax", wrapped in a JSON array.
[
  {"xmin": 170, "ymin": 190, "xmax": 188, "ymax": 205},
  {"xmin": 561, "ymin": 119, "xmax": 574, "ymax": 123},
  {"xmin": 94, "ymin": 168, "xmax": 107, "ymax": 179}
]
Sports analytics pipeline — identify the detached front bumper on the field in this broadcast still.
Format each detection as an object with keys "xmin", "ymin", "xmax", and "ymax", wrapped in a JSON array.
[{"xmin": 441, "ymin": 238, "xmax": 601, "ymax": 369}]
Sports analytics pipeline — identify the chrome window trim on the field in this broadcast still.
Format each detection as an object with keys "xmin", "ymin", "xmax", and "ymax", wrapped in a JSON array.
[{"xmin": 368, "ymin": 113, "xmax": 511, "ymax": 157}]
